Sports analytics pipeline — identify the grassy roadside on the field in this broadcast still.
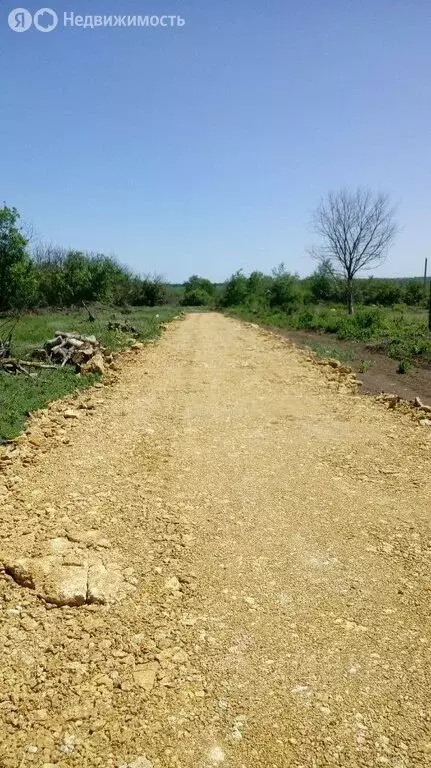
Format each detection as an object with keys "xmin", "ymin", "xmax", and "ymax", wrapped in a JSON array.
[
  {"xmin": 0, "ymin": 306, "xmax": 178, "ymax": 442},
  {"xmin": 226, "ymin": 305, "xmax": 431, "ymax": 368},
  {"xmin": 300, "ymin": 341, "xmax": 371, "ymax": 368}
]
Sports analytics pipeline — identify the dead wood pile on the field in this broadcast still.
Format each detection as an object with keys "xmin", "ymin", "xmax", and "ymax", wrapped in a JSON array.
[{"xmin": 42, "ymin": 332, "xmax": 105, "ymax": 374}]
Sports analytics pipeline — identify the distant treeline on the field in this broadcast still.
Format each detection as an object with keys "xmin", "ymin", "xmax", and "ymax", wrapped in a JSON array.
[
  {"xmin": 0, "ymin": 206, "xmax": 169, "ymax": 311},
  {"xmin": 0, "ymin": 205, "xmax": 428, "ymax": 313},
  {"xmin": 182, "ymin": 267, "xmax": 429, "ymax": 311}
]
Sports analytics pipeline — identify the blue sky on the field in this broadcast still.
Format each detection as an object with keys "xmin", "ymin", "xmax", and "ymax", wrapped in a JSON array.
[{"xmin": 1, "ymin": 0, "xmax": 430, "ymax": 281}]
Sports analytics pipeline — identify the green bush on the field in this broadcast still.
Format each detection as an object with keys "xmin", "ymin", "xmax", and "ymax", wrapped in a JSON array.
[
  {"xmin": 182, "ymin": 287, "xmax": 212, "ymax": 306},
  {"xmin": 403, "ymin": 280, "xmax": 426, "ymax": 306},
  {"xmin": 397, "ymin": 359, "xmax": 411, "ymax": 374},
  {"xmin": 360, "ymin": 278, "xmax": 403, "ymax": 307},
  {"xmin": 181, "ymin": 275, "xmax": 216, "ymax": 306},
  {"xmin": 221, "ymin": 271, "xmax": 249, "ymax": 307},
  {"xmin": 0, "ymin": 206, "xmax": 33, "ymax": 311},
  {"xmin": 306, "ymin": 260, "xmax": 342, "ymax": 304},
  {"xmin": 269, "ymin": 272, "xmax": 302, "ymax": 314}
]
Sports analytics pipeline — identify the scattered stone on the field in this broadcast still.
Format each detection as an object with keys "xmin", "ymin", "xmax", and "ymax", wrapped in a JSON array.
[
  {"xmin": 181, "ymin": 615, "xmax": 197, "ymax": 626},
  {"xmin": 387, "ymin": 396, "xmax": 400, "ymax": 409},
  {"xmin": 4, "ymin": 560, "xmax": 35, "ymax": 589},
  {"xmin": 60, "ymin": 734, "xmax": 76, "ymax": 755},
  {"xmin": 81, "ymin": 352, "xmax": 105, "ymax": 376},
  {"xmin": 3, "ymin": 544, "xmax": 132, "ymax": 606},
  {"xmin": 34, "ymin": 709, "xmax": 48, "ymax": 721},
  {"xmin": 20, "ymin": 615, "xmax": 38, "ymax": 632},
  {"xmin": 165, "ymin": 576, "xmax": 181, "ymax": 592},
  {"xmin": 172, "ymin": 649, "xmax": 188, "ymax": 664},
  {"xmin": 208, "ymin": 746, "xmax": 225, "ymax": 764},
  {"xmin": 64, "ymin": 409, "xmax": 80, "ymax": 420},
  {"xmin": 133, "ymin": 662, "xmax": 159, "ymax": 692},
  {"xmin": 127, "ymin": 757, "xmax": 154, "ymax": 768},
  {"xmin": 413, "ymin": 396, "xmax": 431, "ymax": 412}
]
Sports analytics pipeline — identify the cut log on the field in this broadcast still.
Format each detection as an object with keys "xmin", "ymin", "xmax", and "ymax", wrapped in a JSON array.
[
  {"xmin": 0, "ymin": 359, "xmax": 60, "ymax": 370},
  {"xmin": 66, "ymin": 338, "xmax": 85, "ymax": 349},
  {"xmin": 54, "ymin": 333, "xmax": 98, "ymax": 345}
]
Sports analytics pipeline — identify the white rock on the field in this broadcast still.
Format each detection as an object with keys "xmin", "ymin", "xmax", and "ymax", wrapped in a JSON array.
[
  {"xmin": 87, "ymin": 562, "xmax": 124, "ymax": 604},
  {"xmin": 47, "ymin": 537, "xmax": 72, "ymax": 555},
  {"xmin": 165, "ymin": 576, "xmax": 181, "ymax": 592},
  {"xmin": 208, "ymin": 746, "xmax": 225, "ymax": 763},
  {"xmin": 64, "ymin": 409, "xmax": 80, "ymax": 420},
  {"xmin": 128, "ymin": 757, "xmax": 154, "ymax": 768},
  {"xmin": 44, "ymin": 564, "xmax": 88, "ymax": 606}
]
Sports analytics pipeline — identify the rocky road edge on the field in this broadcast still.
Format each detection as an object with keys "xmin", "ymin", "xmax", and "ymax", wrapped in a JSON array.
[
  {"xmin": 244, "ymin": 322, "xmax": 431, "ymax": 428},
  {"xmin": 0, "ymin": 316, "xmax": 184, "ymax": 474},
  {"xmin": 1, "ymin": 528, "xmax": 137, "ymax": 608}
]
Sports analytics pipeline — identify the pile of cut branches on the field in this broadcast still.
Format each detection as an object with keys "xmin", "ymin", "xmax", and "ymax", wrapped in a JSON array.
[
  {"xmin": 43, "ymin": 332, "xmax": 100, "ymax": 367},
  {"xmin": 1, "ymin": 331, "xmax": 105, "ymax": 376},
  {"xmin": 39, "ymin": 332, "xmax": 105, "ymax": 374}
]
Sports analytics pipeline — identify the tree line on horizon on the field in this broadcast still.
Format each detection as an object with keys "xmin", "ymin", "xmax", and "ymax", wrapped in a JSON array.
[{"xmin": 0, "ymin": 189, "xmax": 429, "ymax": 315}]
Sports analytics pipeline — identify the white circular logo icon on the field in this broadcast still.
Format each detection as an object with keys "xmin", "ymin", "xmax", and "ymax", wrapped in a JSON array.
[
  {"xmin": 8, "ymin": 8, "xmax": 32, "ymax": 31},
  {"xmin": 34, "ymin": 7, "xmax": 58, "ymax": 32}
]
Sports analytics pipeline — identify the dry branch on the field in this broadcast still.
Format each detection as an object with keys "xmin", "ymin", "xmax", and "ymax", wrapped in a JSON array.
[{"xmin": 0, "ymin": 359, "xmax": 60, "ymax": 370}]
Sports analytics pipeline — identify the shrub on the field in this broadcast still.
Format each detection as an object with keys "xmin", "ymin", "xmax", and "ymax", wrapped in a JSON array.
[
  {"xmin": 0, "ymin": 205, "xmax": 32, "ymax": 310},
  {"xmin": 221, "ymin": 271, "xmax": 249, "ymax": 307},
  {"xmin": 397, "ymin": 359, "xmax": 411, "ymax": 374},
  {"xmin": 403, "ymin": 280, "xmax": 425, "ymax": 306},
  {"xmin": 354, "ymin": 307, "xmax": 385, "ymax": 336},
  {"xmin": 182, "ymin": 287, "xmax": 212, "ymax": 306},
  {"xmin": 181, "ymin": 275, "xmax": 216, "ymax": 306},
  {"xmin": 360, "ymin": 278, "xmax": 402, "ymax": 307},
  {"xmin": 307, "ymin": 260, "xmax": 342, "ymax": 303},
  {"xmin": 269, "ymin": 272, "xmax": 302, "ymax": 313}
]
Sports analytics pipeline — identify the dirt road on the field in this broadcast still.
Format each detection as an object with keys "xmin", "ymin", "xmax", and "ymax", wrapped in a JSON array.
[{"xmin": 0, "ymin": 313, "xmax": 430, "ymax": 768}]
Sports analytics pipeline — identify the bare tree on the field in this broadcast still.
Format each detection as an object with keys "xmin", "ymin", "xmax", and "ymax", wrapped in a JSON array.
[{"xmin": 312, "ymin": 188, "xmax": 397, "ymax": 314}]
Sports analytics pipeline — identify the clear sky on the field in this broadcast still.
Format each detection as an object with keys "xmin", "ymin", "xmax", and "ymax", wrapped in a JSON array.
[{"xmin": 1, "ymin": 0, "xmax": 430, "ymax": 282}]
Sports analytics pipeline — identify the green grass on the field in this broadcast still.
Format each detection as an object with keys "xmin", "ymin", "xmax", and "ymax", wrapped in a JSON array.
[
  {"xmin": 305, "ymin": 342, "xmax": 357, "ymax": 364},
  {"xmin": 4, "ymin": 306, "xmax": 177, "ymax": 359},
  {"xmin": 293, "ymin": 341, "xmax": 373, "ymax": 373},
  {"xmin": 0, "ymin": 306, "xmax": 178, "ymax": 442},
  {"xmin": 396, "ymin": 359, "xmax": 412, "ymax": 374}
]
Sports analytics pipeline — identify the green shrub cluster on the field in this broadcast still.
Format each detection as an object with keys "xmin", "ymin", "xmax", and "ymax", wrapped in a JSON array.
[
  {"xmin": 181, "ymin": 275, "xmax": 217, "ymax": 306},
  {"xmin": 0, "ymin": 206, "xmax": 168, "ymax": 311}
]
